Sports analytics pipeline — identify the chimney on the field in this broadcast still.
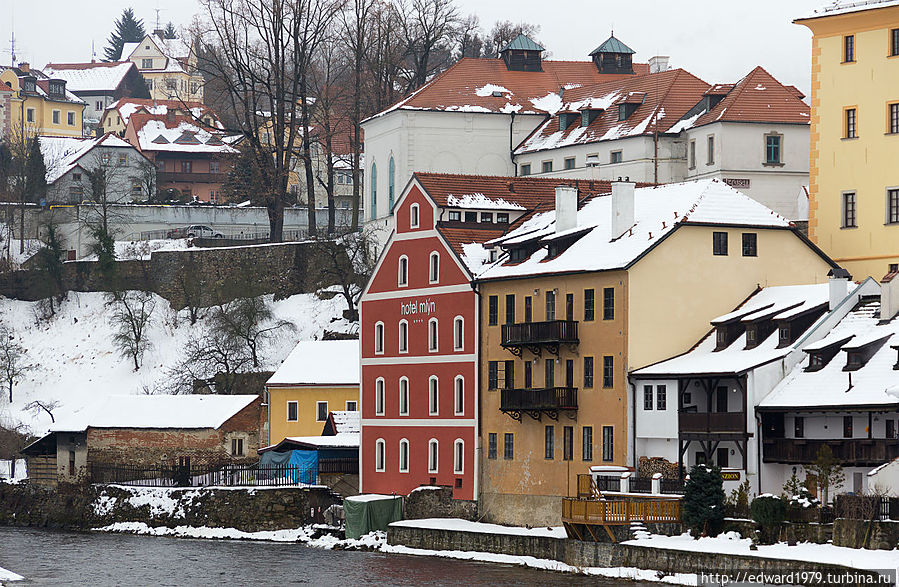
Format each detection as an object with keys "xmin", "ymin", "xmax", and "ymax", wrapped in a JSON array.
[
  {"xmin": 18, "ymin": 62, "xmax": 29, "ymax": 73},
  {"xmin": 554, "ymin": 186, "xmax": 578, "ymax": 234},
  {"xmin": 649, "ymin": 56, "xmax": 670, "ymax": 74},
  {"xmin": 881, "ymin": 269, "xmax": 899, "ymax": 321},
  {"xmin": 154, "ymin": 29, "xmax": 166, "ymax": 40},
  {"xmin": 611, "ymin": 178, "xmax": 636, "ymax": 239},
  {"xmin": 828, "ymin": 268, "xmax": 851, "ymax": 310}
]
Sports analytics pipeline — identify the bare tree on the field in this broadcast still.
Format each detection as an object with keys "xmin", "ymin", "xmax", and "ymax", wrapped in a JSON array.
[
  {"xmin": 484, "ymin": 20, "xmax": 541, "ymax": 58},
  {"xmin": 136, "ymin": 156, "xmax": 158, "ymax": 202},
  {"xmin": 25, "ymin": 400, "xmax": 60, "ymax": 423},
  {"xmin": 109, "ymin": 290, "xmax": 156, "ymax": 370},
  {"xmin": 0, "ymin": 328, "xmax": 31, "ymax": 403},
  {"xmin": 210, "ymin": 297, "xmax": 295, "ymax": 368},
  {"xmin": 310, "ymin": 227, "xmax": 376, "ymax": 320},
  {"xmin": 397, "ymin": 0, "xmax": 459, "ymax": 92},
  {"xmin": 364, "ymin": 2, "xmax": 406, "ymax": 113},
  {"xmin": 456, "ymin": 14, "xmax": 484, "ymax": 58},
  {"xmin": 169, "ymin": 329, "xmax": 255, "ymax": 395}
]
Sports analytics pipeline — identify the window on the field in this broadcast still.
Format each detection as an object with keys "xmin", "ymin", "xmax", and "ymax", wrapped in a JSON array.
[
  {"xmin": 488, "ymin": 361, "xmax": 498, "ymax": 389},
  {"xmin": 454, "ymin": 376, "xmax": 464, "ymax": 415},
  {"xmin": 398, "ymin": 320, "xmax": 408, "ymax": 353},
  {"xmin": 742, "ymin": 233, "xmax": 757, "ymax": 257},
  {"xmin": 453, "ymin": 317, "xmax": 464, "ymax": 351},
  {"xmin": 505, "ymin": 294, "xmax": 515, "ymax": 325},
  {"xmin": 888, "ymin": 420, "xmax": 896, "ymax": 440},
  {"xmin": 707, "ymin": 135, "xmax": 715, "ymax": 165},
  {"xmin": 488, "ymin": 433, "xmax": 497, "ymax": 459},
  {"xmin": 657, "ymin": 385, "xmax": 667, "ymax": 410},
  {"xmin": 892, "ymin": 28, "xmax": 899, "ymax": 57},
  {"xmin": 454, "ymin": 439, "xmax": 464, "ymax": 474},
  {"xmin": 562, "ymin": 426, "xmax": 573, "ymax": 461},
  {"xmin": 582, "ymin": 427, "xmax": 593, "ymax": 461},
  {"xmin": 131, "ymin": 181, "xmax": 142, "ymax": 195},
  {"xmin": 603, "ymin": 287, "xmax": 614, "ymax": 320},
  {"xmin": 602, "ymin": 426, "xmax": 614, "ymax": 462},
  {"xmin": 231, "ymin": 437, "xmax": 244, "ymax": 456},
  {"xmin": 375, "ymin": 439, "xmax": 385, "ymax": 472},
  {"xmin": 428, "ymin": 439, "xmax": 438, "ymax": 473},
  {"xmin": 399, "ymin": 439, "xmax": 409, "ymax": 472},
  {"xmin": 26, "ymin": 108, "xmax": 34, "ymax": 123},
  {"xmin": 844, "ymin": 35, "xmax": 855, "ymax": 62},
  {"xmin": 448, "ymin": 210, "xmax": 461, "ymax": 221},
  {"xmin": 464, "ymin": 211, "xmax": 476, "ymax": 222},
  {"xmin": 845, "ymin": 108, "xmax": 857, "ymax": 138},
  {"xmin": 843, "ymin": 416, "xmax": 854, "ymax": 438},
  {"xmin": 488, "ymin": 296, "xmax": 498, "ymax": 326},
  {"xmin": 72, "ymin": 173, "xmax": 81, "ymax": 182},
  {"xmin": 52, "ymin": 110, "xmax": 60, "ymax": 124},
  {"xmin": 610, "ymin": 150, "xmax": 623, "ymax": 164},
  {"xmin": 497, "ymin": 212, "xmax": 509, "ymax": 223},
  {"xmin": 584, "ymin": 289, "xmax": 595, "ymax": 321},
  {"xmin": 584, "ymin": 357, "xmax": 594, "ymax": 388},
  {"xmin": 842, "ymin": 192, "xmax": 857, "ymax": 228},
  {"xmin": 504, "ymin": 433, "xmax": 514, "ymax": 460},
  {"xmin": 689, "ymin": 140, "xmax": 696, "ymax": 169},
  {"xmin": 545, "ymin": 358, "xmax": 555, "ymax": 388},
  {"xmin": 429, "ymin": 376, "xmax": 439, "ymax": 415},
  {"xmin": 374, "ymin": 322, "xmax": 384, "ymax": 354},
  {"xmin": 481, "ymin": 212, "xmax": 493, "ymax": 223},
  {"xmin": 541, "ymin": 160, "xmax": 553, "ymax": 173},
  {"xmin": 520, "ymin": 163, "xmax": 531, "ymax": 176},
  {"xmin": 316, "ymin": 401, "xmax": 328, "ymax": 422},
  {"xmin": 287, "ymin": 401, "xmax": 298, "ymax": 421},
  {"xmin": 713, "ymin": 231, "xmax": 728, "ymax": 255},
  {"xmin": 888, "ymin": 189, "xmax": 899, "ymax": 224},
  {"xmin": 644, "ymin": 385, "xmax": 653, "ymax": 410},
  {"xmin": 564, "ymin": 157, "xmax": 575, "ymax": 170},
  {"xmin": 890, "ymin": 104, "xmax": 899, "ymax": 135},
  {"xmin": 346, "ymin": 401, "xmax": 357, "ymax": 411},
  {"xmin": 370, "ymin": 162, "xmax": 377, "ymax": 220},
  {"xmin": 794, "ymin": 416, "xmax": 804, "ymax": 439},
  {"xmin": 166, "ymin": 79, "xmax": 177, "ymax": 91},
  {"xmin": 388, "ymin": 156, "xmax": 395, "ymax": 211},
  {"xmin": 398, "ymin": 255, "xmax": 408, "ymax": 286},
  {"xmin": 181, "ymin": 161, "xmax": 192, "ymax": 173},
  {"xmin": 545, "ymin": 290, "xmax": 555, "ymax": 321},
  {"xmin": 524, "ymin": 296, "xmax": 532, "ymax": 322},
  {"xmin": 429, "ymin": 252, "xmax": 439, "ymax": 283},
  {"xmin": 67, "ymin": 111, "xmax": 75, "ymax": 126},
  {"xmin": 524, "ymin": 361, "xmax": 532, "ymax": 389},
  {"xmin": 411, "ymin": 203, "xmax": 419, "ymax": 228},
  {"xmin": 503, "ymin": 360, "xmax": 514, "ymax": 389},
  {"xmin": 545, "ymin": 425, "xmax": 554, "ymax": 459},
  {"xmin": 190, "ymin": 82, "xmax": 200, "ymax": 95},
  {"xmin": 375, "ymin": 378, "xmax": 385, "ymax": 415},
  {"xmin": 95, "ymin": 100, "xmax": 104, "ymax": 111},
  {"xmin": 145, "ymin": 79, "xmax": 153, "ymax": 90},
  {"xmin": 428, "ymin": 318, "xmax": 438, "ymax": 352},
  {"xmin": 765, "ymin": 134, "xmax": 782, "ymax": 164},
  {"xmin": 142, "ymin": 58, "xmax": 153, "ymax": 69},
  {"xmin": 602, "ymin": 356, "xmax": 614, "ymax": 388},
  {"xmin": 399, "ymin": 377, "xmax": 409, "ymax": 415}
]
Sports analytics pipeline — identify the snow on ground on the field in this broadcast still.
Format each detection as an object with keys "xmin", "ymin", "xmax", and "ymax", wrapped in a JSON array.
[
  {"xmin": 0, "ymin": 225, "xmax": 41, "ymax": 268},
  {"xmin": 0, "ymin": 460, "xmax": 26, "ymax": 482},
  {"xmin": 625, "ymin": 532, "xmax": 899, "ymax": 571},
  {"xmin": 0, "ymin": 290, "xmax": 351, "ymax": 433},
  {"xmin": 390, "ymin": 518, "xmax": 567, "ymax": 538},
  {"xmin": 0, "ymin": 566, "xmax": 24, "ymax": 582},
  {"xmin": 75, "ymin": 239, "xmax": 192, "ymax": 261}
]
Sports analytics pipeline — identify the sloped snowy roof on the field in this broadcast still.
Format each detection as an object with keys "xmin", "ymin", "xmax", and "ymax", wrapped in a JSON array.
[
  {"xmin": 329, "ymin": 410, "xmax": 361, "ymax": 434},
  {"xmin": 49, "ymin": 394, "xmax": 258, "ymax": 432},
  {"xmin": 40, "ymin": 134, "xmax": 137, "ymax": 185},
  {"xmin": 133, "ymin": 116, "xmax": 237, "ymax": 154},
  {"xmin": 475, "ymin": 179, "xmax": 795, "ymax": 281},
  {"xmin": 259, "ymin": 433, "xmax": 359, "ymax": 452},
  {"xmin": 267, "ymin": 339, "xmax": 360, "ymax": 386},
  {"xmin": 797, "ymin": 0, "xmax": 899, "ymax": 20},
  {"xmin": 43, "ymin": 62, "xmax": 135, "ymax": 93}
]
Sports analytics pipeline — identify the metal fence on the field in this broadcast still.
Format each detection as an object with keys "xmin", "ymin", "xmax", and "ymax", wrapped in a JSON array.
[
  {"xmin": 89, "ymin": 460, "xmax": 354, "ymax": 488},
  {"xmin": 589, "ymin": 474, "xmax": 686, "ymax": 495},
  {"xmin": 137, "ymin": 228, "xmax": 310, "ymax": 242}
]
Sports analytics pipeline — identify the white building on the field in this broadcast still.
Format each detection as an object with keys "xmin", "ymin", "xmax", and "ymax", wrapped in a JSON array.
[{"xmin": 121, "ymin": 30, "xmax": 204, "ymax": 101}]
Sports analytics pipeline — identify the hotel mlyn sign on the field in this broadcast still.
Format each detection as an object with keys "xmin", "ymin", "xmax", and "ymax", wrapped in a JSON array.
[{"xmin": 400, "ymin": 298, "xmax": 437, "ymax": 318}]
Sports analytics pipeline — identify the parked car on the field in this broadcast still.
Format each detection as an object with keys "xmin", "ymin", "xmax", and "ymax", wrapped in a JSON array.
[{"xmin": 166, "ymin": 225, "xmax": 224, "ymax": 239}]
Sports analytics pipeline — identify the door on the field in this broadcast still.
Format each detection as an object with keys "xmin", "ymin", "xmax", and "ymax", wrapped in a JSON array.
[
  {"xmin": 524, "ymin": 297, "xmax": 532, "ymax": 323},
  {"xmin": 716, "ymin": 447, "xmax": 729, "ymax": 468},
  {"xmin": 716, "ymin": 386, "xmax": 728, "ymax": 412},
  {"xmin": 565, "ymin": 359, "xmax": 574, "ymax": 388}
]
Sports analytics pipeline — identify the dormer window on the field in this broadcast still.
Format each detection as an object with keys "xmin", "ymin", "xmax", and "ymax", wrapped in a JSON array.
[
  {"xmin": 746, "ymin": 326, "xmax": 757, "ymax": 346},
  {"xmin": 714, "ymin": 323, "xmax": 743, "ymax": 351},
  {"xmin": 23, "ymin": 78, "xmax": 35, "ymax": 93},
  {"xmin": 448, "ymin": 210, "xmax": 461, "ymax": 221},
  {"xmin": 893, "ymin": 345, "xmax": 899, "ymax": 370},
  {"xmin": 808, "ymin": 353, "xmax": 826, "ymax": 371},
  {"xmin": 581, "ymin": 109, "xmax": 602, "ymax": 127},
  {"xmin": 842, "ymin": 334, "xmax": 892, "ymax": 372},
  {"xmin": 589, "ymin": 34, "xmax": 636, "ymax": 75},
  {"xmin": 618, "ymin": 103, "xmax": 639, "ymax": 121},
  {"xmin": 496, "ymin": 213, "xmax": 509, "ymax": 223},
  {"xmin": 779, "ymin": 325, "xmax": 790, "ymax": 345},
  {"xmin": 49, "ymin": 81, "xmax": 65, "ymax": 97},
  {"xmin": 499, "ymin": 34, "xmax": 544, "ymax": 72},
  {"xmin": 845, "ymin": 352, "xmax": 863, "ymax": 370},
  {"xmin": 558, "ymin": 112, "xmax": 578, "ymax": 129},
  {"xmin": 464, "ymin": 211, "xmax": 476, "ymax": 222}
]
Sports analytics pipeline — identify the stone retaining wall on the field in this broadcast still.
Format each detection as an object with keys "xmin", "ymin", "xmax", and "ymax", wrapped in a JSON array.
[
  {"xmin": 404, "ymin": 486, "xmax": 478, "ymax": 522},
  {"xmin": 833, "ymin": 519, "xmax": 899, "ymax": 550}
]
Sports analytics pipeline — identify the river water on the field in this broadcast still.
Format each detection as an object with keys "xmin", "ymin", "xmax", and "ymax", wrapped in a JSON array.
[{"xmin": 0, "ymin": 526, "xmax": 658, "ymax": 586}]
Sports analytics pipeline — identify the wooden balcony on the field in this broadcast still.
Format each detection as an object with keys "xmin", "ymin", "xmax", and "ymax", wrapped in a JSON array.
[
  {"xmin": 763, "ymin": 438, "xmax": 899, "ymax": 466},
  {"xmin": 500, "ymin": 387, "xmax": 577, "ymax": 421},
  {"xmin": 679, "ymin": 411, "xmax": 747, "ymax": 436},
  {"xmin": 563, "ymin": 497, "xmax": 681, "ymax": 542},
  {"xmin": 500, "ymin": 320, "xmax": 578, "ymax": 355},
  {"xmin": 158, "ymin": 171, "xmax": 227, "ymax": 184}
]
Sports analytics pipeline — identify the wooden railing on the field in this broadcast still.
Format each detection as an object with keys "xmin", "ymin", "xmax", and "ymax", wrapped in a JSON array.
[
  {"xmin": 501, "ymin": 320, "xmax": 578, "ymax": 347},
  {"xmin": 679, "ymin": 411, "xmax": 746, "ymax": 434},
  {"xmin": 158, "ymin": 171, "xmax": 227, "ymax": 184},
  {"xmin": 563, "ymin": 497, "xmax": 681, "ymax": 525},
  {"xmin": 763, "ymin": 438, "xmax": 899, "ymax": 466},
  {"xmin": 500, "ymin": 387, "xmax": 578, "ymax": 412}
]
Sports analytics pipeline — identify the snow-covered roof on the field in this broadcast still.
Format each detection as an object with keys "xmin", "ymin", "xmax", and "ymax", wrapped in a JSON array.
[
  {"xmin": 259, "ymin": 433, "xmax": 359, "ymax": 452},
  {"xmin": 633, "ymin": 283, "xmax": 851, "ymax": 377},
  {"xmin": 759, "ymin": 298, "xmax": 899, "ymax": 410},
  {"xmin": 445, "ymin": 193, "xmax": 526, "ymax": 210},
  {"xmin": 475, "ymin": 179, "xmax": 793, "ymax": 281},
  {"xmin": 107, "ymin": 98, "xmax": 220, "ymax": 129},
  {"xmin": 267, "ymin": 339, "xmax": 360, "ymax": 387},
  {"xmin": 133, "ymin": 117, "xmax": 237, "ymax": 154},
  {"xmin": 40, "ymin": 134, "xmax": 137, "ymax": 185},
  {"xmin": 123, "ymin": 35, "xmax": 193, "ymax": 73},
  {"xmin": 49, "ymin": 394, "xmax": 258, "ymax": 432},
  {"xmin": 798, "ymin": 0, "xmax": 899, "ymax": 20},
  {"xmin": 329, "ymin": 410, "xmax": 360, "ymax": 434},
  {"xmin": 43, "ymin": 62, "xmax": 135, "ymax": 93}
]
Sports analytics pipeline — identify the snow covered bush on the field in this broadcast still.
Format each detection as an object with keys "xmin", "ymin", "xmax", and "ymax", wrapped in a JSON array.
[{"xmin": 750, "ymin": 494, "xmax": 785, "ymax": 544}]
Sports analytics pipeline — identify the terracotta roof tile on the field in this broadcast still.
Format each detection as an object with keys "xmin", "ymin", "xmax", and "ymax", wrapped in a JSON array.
[
  {"xmin": 438, "ymin": 226, "xmax": 509, "ymax": 260},
  {"xmin": 691, "ymin": 66, "xmax": 810, "ymax": 127}
]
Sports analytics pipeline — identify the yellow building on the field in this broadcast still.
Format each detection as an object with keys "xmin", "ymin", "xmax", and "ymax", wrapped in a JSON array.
[
  {"xmin": 474, "ymin": 181, "xmax": 837, "ymax": 526},
  {"xmin": 121, "ymin": 31, "xmax": 204, "ymax": 102},
  {"xmin": 265, "ymin": 339, "xmax": 360, "ymax": 444},
  {"xmin": 796, "ymin": 2, "xmax": 899, "ymax": 279},
  {"xmin": 0, "ymin": 64, "xmax": 85, "ymax": 137}
]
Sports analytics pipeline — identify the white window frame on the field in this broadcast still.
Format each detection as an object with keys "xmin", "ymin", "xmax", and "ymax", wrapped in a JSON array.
[
  {"xmin": 286, "ymin": 400, "xmax": 298, "ymax": 422},
  {"xmin": 375, "ymin": 378, "xmax": 385, "ymax": 416},
  {"xmin": 346, "ymin": 400, "xmax": 357, "ymax": 411},
  {"xmin": 429, "ymin": 251, "xmax": 440, "ymax": 284},
  {"xmin": 375, "ymin": 438, "xmax": 386, "ymax": 472},
  {"xmin": 374, "ymin": 321, "xmax": 385, "ymax": 355},
  {"xmin": 399, "ymin": 376, "xmax": 409, "ymax": 416},
  {"xmin": 454, "ymin": 439, "xmax": 464, "ymax": 474},
  {"xmin": 316, "ymin": 401, "xmax": 328, "ymax": 422},
  {"xmin": 52, "ymin": 110, "xmax": 61, "ymax": 125},
  {"xmin": 398, "ymin": 319, "xmax": 409, "ymax": 353},
  {"xmin": 410, "ymin": 203, "xmax": 420, "ymax": 228},
  {"xmin": 428, "ymin": 318, "xmax": 438, "ymax": 352},
  {"xmin": 428, "ymin": 438, "xmax": 439, "ymax": 473},
  {"xmin": 26, "ymin": 108, "xmax": 34, "ymax": 123},
  {"xmin": 453, "ymin": 315, "xmax": 464, "ymax": 351},
  {"xmin": 454, "ymin": 375, "xmax": 464, "ymax": 416},
  {"xmin": 398, "ymin": 255, "xmax": 409, "ymax": 287},
  {"xmin": 67, "ymin": 111, "xmax": 75, "ymax": 126},
  {"xmin": 429, "ymin": 376, "xmax": 439, "ymax": 416},
  {"xmin": 399, "ymin": 438, "xmax": 409, "ymax": 473}
]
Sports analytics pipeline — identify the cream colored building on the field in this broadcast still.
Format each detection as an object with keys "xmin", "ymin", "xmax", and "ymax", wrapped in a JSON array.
[{"xmin": 121, "ymin": 30, "xmax": 204, "ymax": 102}]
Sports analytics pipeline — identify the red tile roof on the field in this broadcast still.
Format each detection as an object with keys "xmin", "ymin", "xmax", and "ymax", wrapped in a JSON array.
[
  {"xmin": 368, "ymin": 57, "xmax": 651, "ymax": 119},
  {"xmin": 438, "ymin": 226, "xmax": 509, "ymax": 260},
  {"xmin": 692, "ymin": 66, "xmax": 810, "ymax": 127}
]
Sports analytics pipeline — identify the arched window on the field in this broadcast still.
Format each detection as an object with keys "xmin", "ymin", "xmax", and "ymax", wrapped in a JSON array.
[
  {"xmin": 453, "ymin": 316, "xmax": 464, "ymax": 351},
  {"xmin": 399, "ymin": 438, "xmax": 409, "ymax": 472},
  {"xmin": 375, "ymin": 378, "xmax": 385, "ymax": 416},
  {"xmin": 399, "ymin": 377, "xmax": 409, "ymax": 416},
  {"xmin": 374, "ymin": 321, "xmax": 384, "ymax": 354},
  {"xmin": 429, "ymin": 376, "xmax": 439, "ymax": 415},
  {"xmin": 411, "ymin": 203, "xmax": 420, "ymax": 229},
  {"xmin": 398, "ymin": 320, "xmax": 408, "ymax": 353},
  {"xmin": 454, "ymin": 439, "xmax": 464, "ymax": 474},
  {"xmin": 454, "ymin": 375, "xmax": 464, "ymax": 416},
  {"xmin": 428, "ymin": 318, "xmax": 438, "ymax": 352},
  {"xmin": 388, "ymin": 156, "xmax": 395, "ymax": 212},
  {"xmin": 370, "ymin": 162, "xmax": 377, "ymax": 220},
  {"xmin": 429, "ymin": 251, "xmax": 439, "ymax": 283},
  {"xmin": 398, "ymin": 255, "xmax": 408, "ymax": 287},
  {"xmin": 428, "ymin": 438, "xmax": 439, "ymax": 473},
  {"xmin": 375, "ymin": 438, "xmax": 385, "ymax": 472}
]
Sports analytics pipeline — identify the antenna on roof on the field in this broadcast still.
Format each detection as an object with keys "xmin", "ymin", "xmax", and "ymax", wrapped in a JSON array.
[
  {"xmin": 155, "ymin": 4, "xmax": 162, "ymax": 31},
  {"xmin": 7, "ymin": 5, "xmax": 16, "ymax": 67},
  {"xmin": 91, "ymin": 40, "xmax": 96, "ymax": 63}
]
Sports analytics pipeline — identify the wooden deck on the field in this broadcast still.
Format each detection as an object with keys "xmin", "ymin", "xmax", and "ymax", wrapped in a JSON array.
[{"xmin": 562, "ymin": 497, "xmax": 681, "ymax": 542}]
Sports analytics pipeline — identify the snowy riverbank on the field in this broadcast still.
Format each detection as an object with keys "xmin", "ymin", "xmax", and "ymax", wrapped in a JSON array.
[{"xmin": 0, "ymin": 565, "xmax": 24, "ymax": 583}]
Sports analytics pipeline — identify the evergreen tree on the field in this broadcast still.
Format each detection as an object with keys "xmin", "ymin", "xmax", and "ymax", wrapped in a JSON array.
[
  {"xmin": 163, "ymin": 22, "xmax": 177, "ymax": 40},
  {"xmin": 104, "ymin": 8, "xmax": 147, "ymax": 62},
  {"xmin": 23, "ymin": 139, "xmax": 46, "ymax": 204},
  {"xmin": 682, "ymin": 464, "xmax": 726, "ymax": 538}
]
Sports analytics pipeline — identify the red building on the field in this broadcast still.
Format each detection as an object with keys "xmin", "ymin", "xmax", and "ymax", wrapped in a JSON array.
[{"xmin": 360, "ymin": 173, "xmax": 586, "ymax": 501}]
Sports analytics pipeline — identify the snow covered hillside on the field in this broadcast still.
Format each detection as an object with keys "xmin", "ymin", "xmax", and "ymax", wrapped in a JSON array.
[{"xmin": 0, "ymin": 291, "xmax": 355, "ymax": 435}]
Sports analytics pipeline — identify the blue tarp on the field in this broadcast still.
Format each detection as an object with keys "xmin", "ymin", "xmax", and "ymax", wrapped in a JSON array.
[{"xmin": 259, "ymin": 449, "xmax": 318, "ymax": 484}]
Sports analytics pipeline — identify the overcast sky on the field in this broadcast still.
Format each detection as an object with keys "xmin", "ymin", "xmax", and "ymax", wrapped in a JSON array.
[{"xmin": 3, "ymin": 1, "xmax": 824, "ymax": 96}]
